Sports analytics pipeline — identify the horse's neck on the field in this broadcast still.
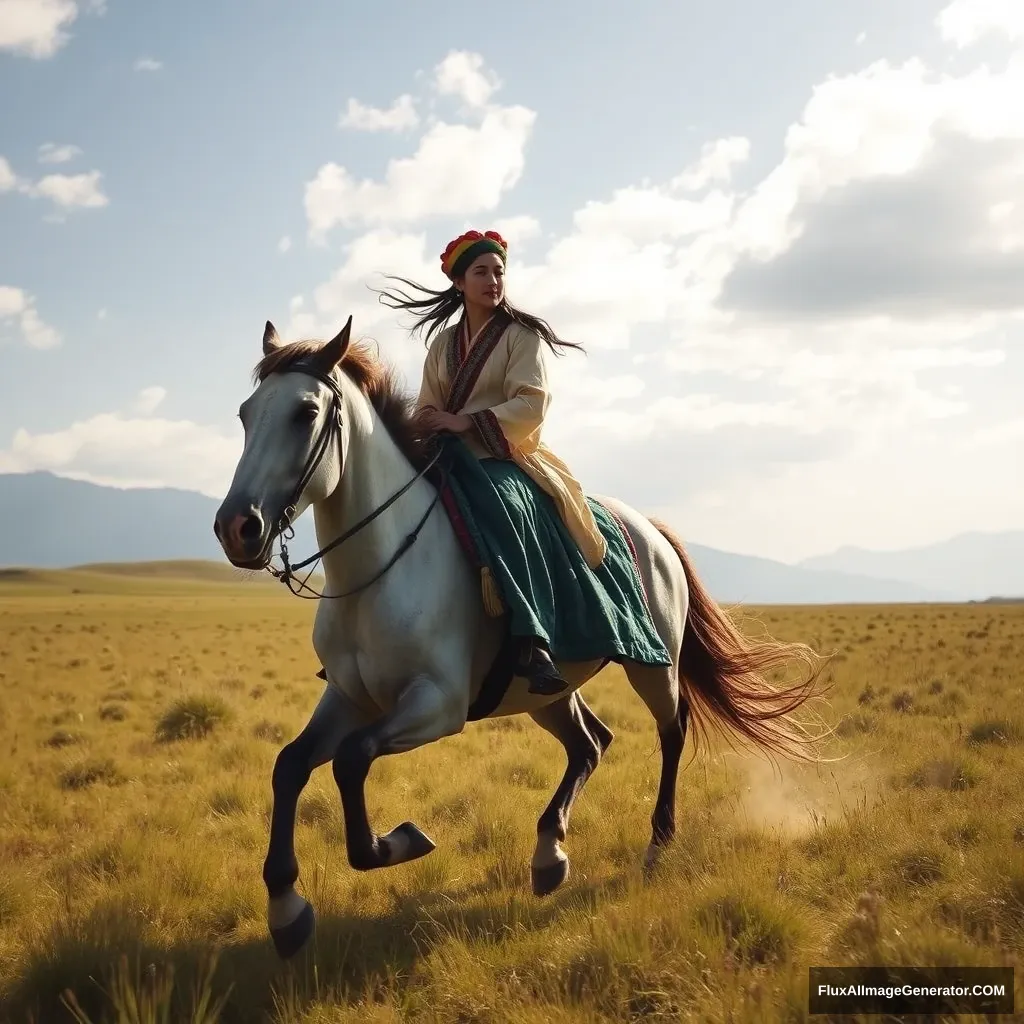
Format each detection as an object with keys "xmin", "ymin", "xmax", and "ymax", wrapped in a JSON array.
[{"xmin": 313, "ymin": 398, "xmax": 433, "ymax": 595}]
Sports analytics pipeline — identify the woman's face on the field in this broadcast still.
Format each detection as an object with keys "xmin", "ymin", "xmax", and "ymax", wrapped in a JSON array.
[{"xmin": 458, "ymin": 252, "xmax": 505, "ymax": 309}]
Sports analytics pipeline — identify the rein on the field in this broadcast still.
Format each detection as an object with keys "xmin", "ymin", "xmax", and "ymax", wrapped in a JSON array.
[{"xmin": 261, "ymin": 362, "xmax": 445, "ymax": 601}]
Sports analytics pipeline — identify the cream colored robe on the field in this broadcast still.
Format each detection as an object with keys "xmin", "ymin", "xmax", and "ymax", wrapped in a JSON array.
[{"xmin": 416, "ymin": 314, "xmax": 607, "ymax": 569}]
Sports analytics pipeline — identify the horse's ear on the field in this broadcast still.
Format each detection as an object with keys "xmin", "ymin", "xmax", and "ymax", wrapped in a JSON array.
[
  {"xmin": 315, "ymin": 315, "xmax": 352, "ymax": 371},
  {"xmin": 263, "ymin": 320, "xmax": 283, "ymax": 355}
]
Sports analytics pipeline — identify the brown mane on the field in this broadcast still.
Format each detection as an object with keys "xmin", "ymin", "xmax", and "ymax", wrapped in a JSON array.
[{"xmin": 251, "ymin": 339, "xmax": 432, "ymax": 468}]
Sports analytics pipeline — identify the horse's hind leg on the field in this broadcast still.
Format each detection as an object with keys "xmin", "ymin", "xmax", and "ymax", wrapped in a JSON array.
[
  {"xmin": 528, "ymin": 692, "xmax": 613, "ymax": 897},
  {"xmin": 623, "ymin": 662, "xmax": 689, "ymax": 873}
]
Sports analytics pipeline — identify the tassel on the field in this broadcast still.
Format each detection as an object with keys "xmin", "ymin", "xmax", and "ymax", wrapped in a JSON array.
[{"xmin": 480, "ymin": 565, "xmax": 505, "ymax": 617}]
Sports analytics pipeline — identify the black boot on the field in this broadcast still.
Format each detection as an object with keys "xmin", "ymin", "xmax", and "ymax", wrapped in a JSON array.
[{"xmin": 519, "ymin": 638, "xmax": 567, "ymax": 695}]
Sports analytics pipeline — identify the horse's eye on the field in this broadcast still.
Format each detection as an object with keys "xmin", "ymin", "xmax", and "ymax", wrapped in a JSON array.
[{"xmin": 293, "ymin": 404, "xmax": 318, "ymax": 425}]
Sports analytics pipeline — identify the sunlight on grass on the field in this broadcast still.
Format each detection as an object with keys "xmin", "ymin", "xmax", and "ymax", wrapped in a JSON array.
[{"xmin": 0, "ymin": 575, "xmax": 1021, "ymax": 1021}]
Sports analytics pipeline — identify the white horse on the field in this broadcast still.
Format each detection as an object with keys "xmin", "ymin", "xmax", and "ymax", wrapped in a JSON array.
[{"xmin": 214, "ymin": 318, "xmax": 828, "ymax": 960}]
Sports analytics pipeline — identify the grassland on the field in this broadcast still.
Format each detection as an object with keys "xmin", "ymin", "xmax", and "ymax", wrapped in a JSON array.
[{"xmin": 0, "ymin": 564, "xmax": 1021, "ymax": 1022}]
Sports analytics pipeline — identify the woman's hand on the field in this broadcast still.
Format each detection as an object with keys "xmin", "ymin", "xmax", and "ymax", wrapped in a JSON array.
[{"xmin": 416, "ymin": 407, "xmax": 473, "ymax": 434}]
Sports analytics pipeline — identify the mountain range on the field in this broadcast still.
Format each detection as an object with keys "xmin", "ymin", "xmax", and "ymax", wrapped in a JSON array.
[{"xmin": 0, "ymin": 471, "xmax": 1018, "ymax": 604}]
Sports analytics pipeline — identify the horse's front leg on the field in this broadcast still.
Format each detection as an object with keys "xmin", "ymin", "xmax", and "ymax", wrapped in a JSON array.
[
  {"xmin": 264, "ymin": 683, "xmax": 370, "ymax": 959},
  {"xmin": 332, "ymin": 675, "xmax": 465, "ymax": 871}
]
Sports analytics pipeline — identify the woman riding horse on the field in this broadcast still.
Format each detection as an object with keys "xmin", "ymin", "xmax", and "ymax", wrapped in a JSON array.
[{"xmin": 378, "ymin": 229, "xmax": 671, "ymax": 695}]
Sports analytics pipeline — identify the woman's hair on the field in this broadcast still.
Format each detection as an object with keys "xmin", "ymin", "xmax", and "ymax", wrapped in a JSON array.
[{"xmin": 374, "ymin": 273, "xmax": 585, "ymax": 357}]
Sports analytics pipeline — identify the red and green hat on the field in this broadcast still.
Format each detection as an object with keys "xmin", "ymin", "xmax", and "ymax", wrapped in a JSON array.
[{"xmin": 440, "ymin": 229, "xmax": 508, "ymax": 280}]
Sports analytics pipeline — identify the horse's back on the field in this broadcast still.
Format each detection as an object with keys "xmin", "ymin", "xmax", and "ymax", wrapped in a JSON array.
[{"xmin": 587, "ymin": 494, "xmax": 688, "ymax": 656}]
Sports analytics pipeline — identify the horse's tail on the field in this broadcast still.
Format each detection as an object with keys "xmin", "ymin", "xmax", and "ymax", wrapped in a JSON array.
[{"xmin": 650, "ymin": 517, "xmax": 832, "ymax": 764}]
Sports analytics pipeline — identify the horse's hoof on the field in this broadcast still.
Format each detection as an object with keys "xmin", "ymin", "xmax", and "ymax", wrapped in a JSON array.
[
  {"xmin": 642, "ymin": 843, "xmax": 663, "ymax": 879},
  {"xmin": 269, "ymin": 899, "xmax": 315, "ymax": 959},
  {"xmin": 384, "ymin": 821, "xmax": 436, "ymax": 864},
  {"xmin": 531, "ymin": 857, "xmax": 569, "ymax": 897}
]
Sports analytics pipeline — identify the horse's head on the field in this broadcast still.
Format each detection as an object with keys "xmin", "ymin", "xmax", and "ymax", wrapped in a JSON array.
[{"xmin": 214, "ymin": 317, "xmax": 353, "ymax": 568}]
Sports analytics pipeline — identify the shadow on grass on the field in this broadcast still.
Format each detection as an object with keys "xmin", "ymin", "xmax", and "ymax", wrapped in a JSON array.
[{"xmin": 0, "ymin": 869, "xmax": 634, "ymax": 1024}]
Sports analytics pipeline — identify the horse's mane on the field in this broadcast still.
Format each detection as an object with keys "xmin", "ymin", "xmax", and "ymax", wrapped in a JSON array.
[{"xmin": 251, "ymin": 339, "xmax": 433, "ymax": 469}]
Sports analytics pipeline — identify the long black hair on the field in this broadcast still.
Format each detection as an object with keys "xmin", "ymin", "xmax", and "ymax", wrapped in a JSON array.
[{"xmin": 374, "ymin": 275, "xmax": 585, "ymax": 357}]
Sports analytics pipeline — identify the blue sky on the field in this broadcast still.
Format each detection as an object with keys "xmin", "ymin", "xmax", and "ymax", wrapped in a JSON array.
[{"xmin": 2, "ymin": 0, "xmax": 1022, "ymax": 561}]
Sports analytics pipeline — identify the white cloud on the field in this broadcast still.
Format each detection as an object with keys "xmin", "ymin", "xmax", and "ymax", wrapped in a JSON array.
[
  {"xmin": 340, "ymin": 94, "xmax": 418, "ymax": 132},
  {"xmin": 278, "ymin": 235, "xmax": 291, "ymax": 253},
  {"xmin": 0, "ymin": 157, "xmax": 17, "ymax": 191},
  {"xmin": 2, "ymin": 154, "xmax": 109, "ymax": 211},
  {"xmin": 672, "ymin": 137, "xmax": 751, "ymax": 192},
  {"xmin": 0, "ymin": 0, "xmax": 101, "ymax": 57},
  {"xmin": 434, "ymin": 50, "xmax": 500, "ymax": 109},
  {"xmin": 0, "ymin": 408, "xmax": 239, "ymax": 496},
  {"xmin": 305, "ymin": 106, "xmax": 534, "ymax": 239},
  {"xmin": 0, "ymin": 0, "xmax": 77, "ymax": 57},
  {"xmin": 23, "ymin": 169, "xmax": 108, "ymax": 208},
  {"xmin": 131, "ymin": 386, "xmax": 167, "ymax": 415},
  {"xmin": 305, "ymin": 52, "xmax": 533, "ymax": 240},
  {"xmin": 286, "ymin": 30, "xmax": 1024, "ymax": 559},
  {"xmin": 0, "ymin": 285, "xmax": 61, "ymax": 348},
  {"xmin": 490, "ymin": 215, "xmax": 541, "ymax": 248},
  {"xmin": 134, "ymin": 57, "xmax": 162, "ymax": 71},
  {"xmin": 97, "ymin": 307, "xmax": 106, "ymax": 320},
  {"xmin": 937, "ymin": 0, "xmax": 1024, "ymax": 47},
  {"xmin": 37, "ymin": 142, "xmax": 81, "ymax": 164}
]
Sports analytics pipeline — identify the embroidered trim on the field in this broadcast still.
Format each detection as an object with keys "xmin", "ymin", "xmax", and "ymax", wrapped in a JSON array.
[
  {"xmin": 438, "ymin": 482, "xmax": 483, "ymax": 568},
  {"xmin": 594, "ymin": 499, "xmax": 652, "ymax": 614},
  {"xmin": 470, "ymin": 409, "xmax": 512, "ymax": 459},
  {"xmin": 445, "ymin": 314, "xmax": 507, "ymax": 413},
  {"xmin": 444, "ymin": 316, "xmax": 464, "ymax": 386}
]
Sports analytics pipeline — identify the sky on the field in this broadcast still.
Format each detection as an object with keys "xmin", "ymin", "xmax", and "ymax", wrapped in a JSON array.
[{"xmin": 1, "ymin": 0, "xmax": 1022, "ymax": 564}]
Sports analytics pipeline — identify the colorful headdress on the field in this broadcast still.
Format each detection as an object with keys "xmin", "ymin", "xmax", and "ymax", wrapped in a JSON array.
[{"xmin": 440, "ymin": 229, "xmax": 508, "ymax": 280}]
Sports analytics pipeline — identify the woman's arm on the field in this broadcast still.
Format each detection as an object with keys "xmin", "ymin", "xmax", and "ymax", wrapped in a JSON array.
[
  {"xmin": 415, "ymin": 335, "xmax": 445, "ymax": 412},
  {"xmin": 469, "ymin": 326, "xmax": 550, "ymax": 458}
]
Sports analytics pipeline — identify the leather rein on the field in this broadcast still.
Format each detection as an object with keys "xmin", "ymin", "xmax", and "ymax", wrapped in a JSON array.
[{"xmin": 259, "ymin": 362, "xmax": 445, "ymax": 600}]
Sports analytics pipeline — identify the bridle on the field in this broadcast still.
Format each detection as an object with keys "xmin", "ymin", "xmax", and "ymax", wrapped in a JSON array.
[{"xmin": 254, "ymin": 361, "xmax": 445, "ymax": 600}]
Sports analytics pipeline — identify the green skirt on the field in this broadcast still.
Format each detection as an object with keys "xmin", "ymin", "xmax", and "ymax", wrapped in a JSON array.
[{"xmin": 436, "ymin": 436, "xmax": 672, "ymax": 667}]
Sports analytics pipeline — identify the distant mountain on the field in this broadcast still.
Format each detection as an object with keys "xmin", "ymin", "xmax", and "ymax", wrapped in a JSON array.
[
  {"xmin": 0, "ymin": 471, "xmax": 960, "ymax": 604},
  {"xmin": 682, "ymin": 543, "xmax": 950, "ymax": 604},
  {"xmin": 0, "ymin": 471, "xmax": 318, "ymax": 570},
  {"xmin": 799, "ymin": 531, "xmax": 1024, "ymax": 602}
]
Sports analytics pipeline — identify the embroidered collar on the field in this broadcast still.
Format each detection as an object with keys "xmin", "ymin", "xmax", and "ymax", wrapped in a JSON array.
[{"xmin": 444, "ymin": 312, "xmax": 507, "ymax": 413}]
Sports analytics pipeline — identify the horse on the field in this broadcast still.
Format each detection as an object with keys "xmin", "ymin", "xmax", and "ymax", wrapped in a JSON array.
[{"xmin": 213, "ymin": 316, "xmax": 829, "ymax": 960}]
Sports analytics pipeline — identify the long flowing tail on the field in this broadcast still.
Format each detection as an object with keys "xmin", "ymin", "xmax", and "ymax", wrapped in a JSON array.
[{"xmin": 650, "ymin": 517, "xmax": 832, "ymax": 764}]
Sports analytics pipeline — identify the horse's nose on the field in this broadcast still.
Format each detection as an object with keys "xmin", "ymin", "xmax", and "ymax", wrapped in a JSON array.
[
  {"xmin": 214, "ymin": 507, "xmax": 266, "ymax": 560},
  {"xmin": 238, "ymin": 511, "xmax": 264, "ymax": 546}
]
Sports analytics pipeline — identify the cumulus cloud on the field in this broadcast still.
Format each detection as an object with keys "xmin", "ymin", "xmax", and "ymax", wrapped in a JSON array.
[
  {"xmin": 278, "ymin": 29, "xmax": 1024, "ymax": 557},
  {"xmin": 25, "ymin": 169, "xmax": 108, "ymax": 208},
  {"xmin": 717, "ymin": 56, "xmax": 1024, "ymax": 321},
  {"xmin": 340, "ymin": 94, "xmax": 418, "ymax": 132},
  {"xmin": 1, "ymin": 154, "xmax": 109, "ymax": 212},
  {"xmin": 133, "ymin": 56, "xmax": 162, "ymax": 71},
  {"xmin": 0, "ymin": 0, "xmax": 77, "ymax": 57},
  {"xmin": 11, "ymin": 25, "xmax": 1019, "ymax": 558},
  {"xmin": 433, "ymin": 50, "xmax": 500, "ymax": 109},
  {"xmin": 37, "ymin": 142, "xmax": 81, "ymax": 164},
  {"xmin": 131, "ymin": 386, "xmax": 167, "ymax": 415},
  {"xmin": 672, "ymin": 137, "xmax": 751, "ymax": 192},
  {"xmin": 490, "ymin": 215, "xmax": 541, "ymax": 248},
  {"xmin": 0, "ymin": 0, "xmax": 103, "ymax": 58},
  {"xmin": 0, "ymin": 157, "xmax": 16, "ymax": 192},
  {"xmin": 937, "ymin": 0, "xmax": 1024, "ymax": 47},
  {"xmin": 304, "ymin": 51, "xmax": 534, "ymax": 240},
  {"xmin": 0, "ymin": 285, "xmax": 61, "ymax": 348},
  {"xmin": 0, "ymin": 406, "xmax": 239, "ymax": 496}
]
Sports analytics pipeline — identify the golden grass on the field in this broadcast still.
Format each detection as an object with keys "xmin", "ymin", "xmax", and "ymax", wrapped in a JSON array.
[{"xmin": 0, "ymin": 567, "xmax": 1021, "ymax": 1022}]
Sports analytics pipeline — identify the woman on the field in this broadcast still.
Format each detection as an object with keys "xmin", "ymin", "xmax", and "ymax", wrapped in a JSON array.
[{"xmin": 377, "ymin": 229, "xmax": 670, "ymax": 695}]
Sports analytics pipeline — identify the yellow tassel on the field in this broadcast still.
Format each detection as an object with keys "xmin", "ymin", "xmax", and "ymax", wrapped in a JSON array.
[{"xmin": 480, "ymin": 566, "xmax": 505, "ymax": 617}]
